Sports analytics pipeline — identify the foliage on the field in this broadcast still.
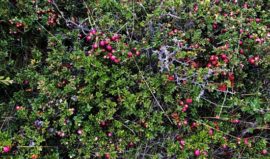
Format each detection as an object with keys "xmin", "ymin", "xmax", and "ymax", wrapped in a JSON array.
[
  {"xmin": 0, "ymin": 76, "xmax": 13, "ymax": 85},
  {"xmin": 0, "ymin": 0, "xmax": 269, "ymax": 158}
]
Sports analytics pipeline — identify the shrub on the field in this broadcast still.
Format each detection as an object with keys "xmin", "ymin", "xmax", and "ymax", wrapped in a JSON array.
[{"xmin": 0, "ymin": 0, "xmax": 269, "ymax": 158}]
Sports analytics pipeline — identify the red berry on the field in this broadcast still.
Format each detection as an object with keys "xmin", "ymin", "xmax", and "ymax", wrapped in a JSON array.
[
  {"xmin": 16, "ymin": 22, "xmax": 21, "ymax": 28},
  {"xmin": 168, "ymin": 76, "xmax": 174, "ymax": 81},
  {"xmin": 239, "ymin": 49, "xmax": 244, "ymax": 54},
  {"xmin": 179, "ymin": 139, "xmax": 185, "ymax": 146},
  {"xmin": 262, "ymin": 149, "xmax": 268, "ymax": 155},
  {"xmin": 107, "ymin": 53, "xmax": 113, "ymax": 57},
  {"xmin": 210, "ymin": 55, "xmax": 215, "ymax": 61},
  {"xmin": 221, "ymin": 29, "xmax": 227, "ymax": 33},
  {"xmin": 220, "ymin": 54, "xmax": 227, "ymax": 60},
  {"xmin": 110, "ymin": 55, "xmax": 116, "ymax": 61},
  {"xmin": 218, "ymin": 84, "xmax": 227, "ymax": 92},
  {"xmin": 191, "ymin": 62, "xmax": 198, "ymax": 68},
  {"xmin": 77, "ymin": 129, "xmax": 83, "ymax": 135},
  {"xmin": 211, "ymin": 60, "xmax": 218, "ymax": 65},
  {"xmin": 92, "ymin": 43, "xmax": 98, "ymax": 49},
  {"xmin": 254, "ymin": 55, "xmax": 260, "ymax": 61},
  {"xmin": 183, "ymin": 119, "xmax": 188, "ymax": 125},
  {"xmin": 169, "ymin": 31, "xmax": 174, "ymax": 36},
  {"xmin": 223, "ymin": 58, "xmax": 229, "ymax": 63},
  {"xmin": 193, "ymin": 3, "xmax": 198, "ymax": 12},
  {"xmin": 231, "ymin": 119, "xmax": 240, "ymax": 123},
  {"xmin": 244, "ymin": 138, "xmax": 249, "ymax": 145},
  {"xmin": 114, "ymin": 58, "xmax": 120, "ymax": 64},
  {"xmin": 100, "ymin": 121, "xmax": 106, "ymax": 127},
  {"xmin": 16, "ymin": 105, "xmax": 21, "ymax": 110},
  {"xmin": 106, "ymin": 45, "xmax": 113, "ymax": 51},
  {"xmin": 182, "ymin": 107, "xmax": 187, "ymax": 112},
  {"xmin": 185, "ymin": 98, "xmax": 192, "ymax": 104},
  {"xmin": 23, "ymin": 80, "xmax": 29, "ymax": 85},
  {"xmin": 128, "ymin": 142, "xmax": 135, "ymax": 148},
  {"xmin": 175, "ymin": 135, "xmax": 181, "ymax": 141},
  {"xmin": 104, "ymin": 40, "xmax": 110, "ymax": 45},
  {"xmin": 86, "ymin": 35, "xmax": 91, "ymax": 41},
  {"xmin": 90, "ymin": 29, "xmax": 97, "ymax": 35},
  {"xmin": 111, "ymin": 34, "xmax": 120, "ymax": 41},
  {"xmin": 104, "ymin": 153, "xmax": 110, "ymax": 159},
  {"xmin": 191, "ymin": 122, "xmax": 198, "ymax": 128},
  {"xmin": 127, "ymin": 52, "xmax": 133, "ymax": 58},
  {"xmin": 135, "ymin": 51, "xmax": 140, "ymax": 56},
  {"xmin": 228, "ymin": 72, "xmax": 235, "ymax": 81},
  {"xmin": 239, "ymin": 40, "xmax": 243, "ymax": 45},
  {"xmin": 99, "ymin": 40, "xmax": 106, "ymax": 47},
  {"xmin": 107, "ymin": 132, "xmax": 113, "ymax": 137},
  {"xmin": 213, "ymin": 22, "xmax": 218, "ymax": 30},
  {"xmin": 179, "ymin": 101, "xmax": 184, "ymax": 106},
  {"xmin": 224, "ymin": 43, "xmax": 229, "ymax": 50},
  {"xmin": 239, "ymin": 29, "xmax": 244, "ymax": 34},
  {"xmin": 243, "ymin": 3, "xmax": 248, "ymax": 8},
  {"xmin": 248, "ymin": 57, "xmax": 255, "ymax": 64},
  {"xmin": 194, "ymin": 149, "xmax": 200, "ymax": 157},
  {"xmin": 209, "ymin": 129, "xmax": 214, "ymax": 136},
  {"xmin": 255, "ymin": 38, "xmax": 262, "ymax": 43},
  {"xmin": 237, "ymin": 137, "xmax": 241, "ymax": 144},
  {"xmin": 3, "ymin": 146, "xmax": 11, "ymax": 153},
  {"xmin": 222, "ymin": 144, "xmax": 228, "ymax": 149},
  {"xmin": 31, "ymin": 154, "xmax": 38, "ymax": 159},
  {"xmin": 221, "ymin": 71, "xmax": 227, "ymax": 76}
]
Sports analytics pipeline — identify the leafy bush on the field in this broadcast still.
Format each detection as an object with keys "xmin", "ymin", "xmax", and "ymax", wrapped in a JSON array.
[{"xmin": 0, "ymin": 0, "xmax": 269, "ymax": 158}]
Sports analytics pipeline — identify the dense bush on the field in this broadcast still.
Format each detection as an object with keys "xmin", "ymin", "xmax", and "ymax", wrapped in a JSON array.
[{"xmin": 0, "ymin": 0, "xmax": 270, "ymax": 158}]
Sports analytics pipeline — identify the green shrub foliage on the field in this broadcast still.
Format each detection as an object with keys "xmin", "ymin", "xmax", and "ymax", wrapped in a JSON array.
[{"xmin": 0, "ymin": 0, "xmax": 269, "ymax": 158}]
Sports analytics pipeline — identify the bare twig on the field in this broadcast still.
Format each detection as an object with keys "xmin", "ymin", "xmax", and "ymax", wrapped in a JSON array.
[{"xmin": 133, "ymin": 58, "xmax": 173, "ymax": 124}]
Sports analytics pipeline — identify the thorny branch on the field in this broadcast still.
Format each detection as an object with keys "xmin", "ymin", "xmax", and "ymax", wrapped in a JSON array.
[{"xmin": 51, "ymin": 1, "xmax": 91, "ymax": 35}]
